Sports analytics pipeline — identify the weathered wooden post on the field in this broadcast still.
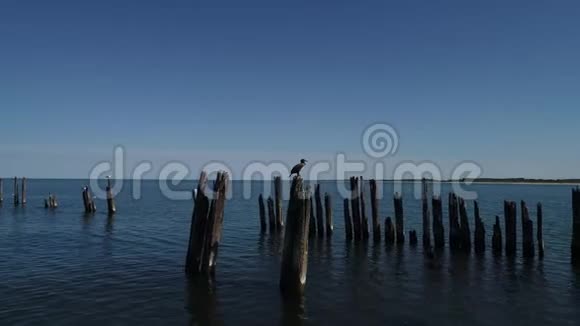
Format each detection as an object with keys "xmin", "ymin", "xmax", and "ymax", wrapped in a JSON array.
[
  {"xmin": 0, "ymin": 178, "xmax": 3, "ymax": 204},
  {"xmin": 448, "ymin": 193, "xmax": 460, "ymax": 251},
  {"xmin": 258, "ymin": 194, "xmax": 267, "ymax": 233},
  {"xmin": 82, "ymin": 186, "xmax": 96, "ymax": 213},
  {"xmin": 409, "ymin": 230, "xmax": 418, "ymax": 246},
  {"xmin": 106, "ymin": 177, "xmax": 116, "ymax": 215},
  {"xmin": 21, "ymin": 177, "xmax": 26, "ymax": 205},
  {"xmin": 521, "ymin": 201, "xmax": 535, "ymax": 258},
  {"xmin": 359, "ymin": 177, "xmax": 369, "ymax": 240},
  {"xmin": 324, "ymin": 193, "xmax": 333, "ymax": 235},
  {"xmin": 280, "ymin": 177, "xmax": 310, "ymax": 296},
  {"xmin": 344, "ymin": 198, "xmax": 353, "ymax": 240},
  {"xmin": 268, "ymin": 197, "xmax": 276, "ymax": 233},
  {"xmin": 274, "ymin": 176, "xmax": 283, "ymax": 229},
  {"xmin": 421, "ymin": 179, "xmax": 431, "ymax": 249},
  {"xmin": 46, "ymin": 193, "xmax": 58, "ymax": 208},
  {"xmin": 573, "ymin": 187, "xmax": 580, "ymax": 264},
  {"xmin": 309, "ymin": 195, "xmax": 316, "ymax": 237},
  {"xmin": 537, "ymin": 203, "xmax": 544, "ymax": 258},
  {"xmin": 350, "ymin": 177, "xmax": 362, "ymax": 241},
  {"xmin": 505, "ymin": 201, "xmax": 517, "ymax": 257},
  {"xmin": 394, "ymin": 193, "xmax": 405, "ymax": 244},
  {"xmin": 385, "ymin": 217, "xmax": 395, "ymax": 245},
  {"xmin": 13, "ymin": 177, "xmax": 19, "ymax": 206},
  {"xmin": 458, "ymin": 197, "xmax": 471, "ymax": 252},
  {"xmin": 315, "ymin": 184, "xmax": 324, "ymax": 238},
  {"xmin": 432, "ymin": 195, "xmax": 445, "ymax": 249},
  {"xmin": 185, "ymin": 171, "xmax": 229, "ymax": 276},
  {"xmin": 492, "ymin": 216, "xmax": 502, "ymax": 255},
  {"xmin": 369, "ymin": 179, "xmax": 380, "ymax": 242},
  {"xmin": 474, "ymin": 201, "xmax": 486, "ymax": 255}
]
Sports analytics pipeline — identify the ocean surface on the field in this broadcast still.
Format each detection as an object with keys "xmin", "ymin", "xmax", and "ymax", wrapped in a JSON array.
[{"xmin": 1, "ymin": 179, "xmax": 579, "ymax": 325}]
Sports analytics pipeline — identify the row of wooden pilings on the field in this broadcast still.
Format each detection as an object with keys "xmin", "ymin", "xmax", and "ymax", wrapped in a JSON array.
[{"xmin": 0, "ymin": 177, "xmax": 27, "ymax": 206}]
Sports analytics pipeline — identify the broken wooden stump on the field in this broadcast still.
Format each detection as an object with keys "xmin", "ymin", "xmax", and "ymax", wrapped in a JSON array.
[
  {"xmin": 394, "ymin": 193, "xmax": 405, "ymax": 244},
  {"xmin": 573, "ymin": 187, "xmax": 580, "ymax": 264},
  {"xmin": 13, "ymin": 177, "xmax": 19, "ymax": 207},
  {"xmin": 537, "ymin": 202, "xmax": 544, "ymax": 258},
  {"xmin": 431, "ymin": 195, "xmax": 445, "ymax": 249},
  {"xmin": 492, "ymin": 216, "xmax": 503, "ymax": 255},
  {"xmin": 369, "ymin": 179, "xmax": 380, "ymax": 242},
  {"xmin": 359, "ymin": 177, "xmax": 369, "ymax": 240},
  {"xmin": 350, "ymin": 177, "xmax": 362, "ymax": 241},
  {"xmin": 421, "ymin": 179, "xmax": 431, "ymax": 249},
  {"xmin": 324, "ymin": 193, "xmax": 333, "ymax": 236},
  {"xmin": 409, "ymin": 230, "xmax": 418, "ymax": 246},
  {"xmin": 343, "ymin": 198, "xmax": 353, "ymax": 241},
  {"xmin": 504, "ymin": 201, "xmax": 517, "ymax": 257},
  {"xmin": 185, "ymin": 171, "xmax": 229, "ymax": 276},
  {"xmin": 280, "ymin": 176, "xmax": 310, "ymax": 297},
  {"xmin": 521, "ymin": 201, "xmax": 535, "ymax": 258},
  {"xmin": 106, "ymin": 177, "xmax": 116, "ymax": 215},
  {"xmin": 385, "ymin": 217, "xmax": 395, "ymax": 245},
  {"xmin": 267, "ymin": 197, "xmax": 276, "ymax": 233},
  {"xmin": 448, "ymin": 193, "xmax": 460, "ymax": 251},
  {"xmin": 21, "ymin": 177, "xmax": 26, "ymax": 205},
  {"xmin": 258, "ymin": 194, "xmax": 267, "ymax": 233},
  {"xmin": 474, "ymin": 201, "xmax": 486, "ymax": 255},
  {"xmin": 315, "ymin": 184, "xmax": 324, "ymax": 238},
  {"xmin": 274, "ymin": 176, "xmax": 284, "ymax": 229}
]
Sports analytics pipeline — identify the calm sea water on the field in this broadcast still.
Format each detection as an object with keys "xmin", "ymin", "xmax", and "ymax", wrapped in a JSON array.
[{"xmin": 1, "ymin": 179, "xmax": 579, "ymax": 325}]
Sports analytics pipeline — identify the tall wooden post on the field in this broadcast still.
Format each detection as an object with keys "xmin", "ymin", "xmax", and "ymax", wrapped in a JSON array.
[
  {"xmin": 409, "ymin": 230, "xmax": 418, "ymax": 246},
  {"xmin": 324, "ymin": 193, "xmax": 333, "ymax": 235},
  {"xmin": 280, "ymin": 177, "xmax": 310, "ymax": 297},
  {"xmin": 350, "ymin": 177, "xmax": 361, "ymax": 241},
  {"xmin": 359, "ymin": 177, "xmax": 369, "ymax": 240},
  {"xmin": 537, "ymin": 203, "xmax": 544, "ymax": 258},
  {"xmin": 505, "ymin": 201, "xmax": 517, "ymax": 257},
  {"xmin": 268, "ymin": 197, "xmax": 276, "ymax": 233},
  {"xmin": 21, "ymin": 177, "xmax": 26, "ymax": 205},
  {"xmin": 274, "ymin": 176, "xmax": 283, "ymax": 229},
  {"xmin": 258, "ymin": 194, "xmax": 267, "ymax": 233},
  {"xmin": 309, "ymin": 195, "xmax": 316, "ymax": 237},
  {"xmin": 492, "ymin": 216, "xmax": 502, "ymax": 255},
  {"xmin": 369, "ymin": 179, "xmax": 380, "ymax": 242},
  {"xmin": 432, "ymin": 195, "xmax": 445, "ymax": 249},
  {"xmin": 448, "ymin": 193, "xmax": 460, "ymax": 251},
  {"xmin": 344, "ymin": 198, "xmax": 353, "ymax": 241},
  {"xmin": 394, "ymin": 193, "xmax": 405, "ymax": 244},
  {"xmin": 315, "ymin": 184, "xmax": 324, "ymax": 238},
  {"xmin": 474, "ymin": 201, "xmax": 486, "ymax": 255},
  {"xmin": 13, "ymin": 177, "xmax": 19, "ymax": 206},
  {"xmin": 106, "ymin": 177, "xmax": 116, "ymax": 215},
  {"xmin": 521, "ymin": 201, "xmax": 535, "ymax": 258},
  {"xmin": 385, "ymin": 217, "xmax": 395, "ymax": 245},
  {"xmin": 458, "ymin": 197, "xmax": 471, "ymax": 252},
  {"xmin": 421, "ymin": 179, "xmax": 431, "ymax": 249},
  {"xmin": 0, "ymin": 178, "xmax": 3, "ymax": 204}
]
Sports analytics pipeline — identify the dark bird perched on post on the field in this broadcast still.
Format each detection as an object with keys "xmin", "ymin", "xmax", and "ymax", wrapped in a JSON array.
[{"xmin": 289, "ymin": 159, "xmax": 307, "ymax": 177}]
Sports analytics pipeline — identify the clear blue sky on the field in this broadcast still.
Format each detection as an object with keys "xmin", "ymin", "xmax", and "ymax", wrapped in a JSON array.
[{"xmin": 1, "ymin": 0, "xmax": 579, "ymax": 179}]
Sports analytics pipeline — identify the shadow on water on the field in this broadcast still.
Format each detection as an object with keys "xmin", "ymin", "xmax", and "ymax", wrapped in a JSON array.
[{"xmin": 186, "ymin": 277, "xmax": 223, "ymax": 326}]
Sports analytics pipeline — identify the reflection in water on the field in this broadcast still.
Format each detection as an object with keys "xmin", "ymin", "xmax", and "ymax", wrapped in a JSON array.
[
  {"xmin": 280, "ymin": 292, "xmax": 305, "ymax": 326},
  {"xmin": 186, "ymin": 277, "xmax": 222, "ymax": 326},
  {"xmin": 106, "ymin": 215, "xmax": 115, "ymax": 235}
]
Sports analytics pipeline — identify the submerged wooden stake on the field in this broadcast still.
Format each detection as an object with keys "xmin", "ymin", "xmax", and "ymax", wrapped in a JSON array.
[
  {"xmin": 385, "ymin": 217, "xmax": 395, "ymax": 245},
  {"xmin": 350, "ymin": 177, "xmax": 362, "ymax": 241},
  {"xmin": 106, "ymin": 177, "xmax": 116, "ymax": 215},
  {"xmin": 369, "ymin": 179, "xmax": 380, "ymax": 242},
  {"xmin": 537, "ymin": 202, "xmax": 544, "ymax": 258},
  {"xmin": 505, "ymin": 201, "xmax": 517, "ymax": 257},
  {"xmin": 21, "ymin": 177, "xmax": 26, "ymax": 205},
  {"xmin": 274, "ymin": 176, "xmax": 283, "ymax": 229},
  {"xmin": 421, "ymin": 179, "xmax": 431, "ymax": 249},
  {"xmin": 394, "ymin": 193, "xmax": 405, "ymax": 244},
  {"xmin": 280, "ymin": 177, "xmax": 310, "ymax": 296},
  {"xmin": 315, "ymin": 184, "xmax": 324, "ymax": 238},
  {"xmin": 258, "ymin": 194, "xmax": 267, "ymax": 233},
  {"xmin": 492, "ymin": 216, "xmax": 502, "ymax": 255},
  {"xmin": 267, "ymin": 197, "xmax": 276, "ymax": 233},
  {"xmin": 344, "ymin": 198, "xmax": 353, "ymax": 241},
  {"xmin": 185, "ymin": 171, "xmax": 229, "ymax": 276},
  {"xmin": 474, "ymin": 201, "xmax": 486, "ymax": 255},
  {"xmin": 325, "ymin": 193, "xmax": 333, "ymax": 236},
  {"xmin": 432, "ymin": 195, "xmax": 445, "ymax": 249},
  {"xmin": 521, "ymin": 201, "xmax": 535, "ymax": 258}
]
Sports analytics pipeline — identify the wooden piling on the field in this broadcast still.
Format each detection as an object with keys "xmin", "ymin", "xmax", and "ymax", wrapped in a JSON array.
[
  {"xmin": 324, "ymin": 193, "xmax": 333, "ymax": 235},
  {"xmin": 394, "ymin": 193, "xmax": 404, "ymax": 244},
  {"xmin": 504, "ymin": 201, "xmax": 517, "ymax": 257},
  {"xmin": 274, "ymin": 176, "xmax": 284, "ymax": 229},
  {"xmin": 309, "ymin": 195, "xmax": 316, "ymax": 237},
  {"xmin": 369, "ymin": 179, "xmax": 380, "ymax": 242},
  {"xmin": 421, "ymin": 179, "xmax": 431, "ymax": 249},
  {"xmin": 343, "ymin": 198, "xmax": 353, "ymax": 241},
  {"xmin": 185, "ymin": 171, "xmax": 229, "ymax": 276},
  {"xmin": 385, "ymin": 217, "xmax": 395, "ymax": 245},
  {"xmin": 267, "ymin": 197, "xmax": 276, "ymax": 233},
  {"xmin": 315, "ymin": 184, "xmax": 324, "ymax": 238},
  {"xmin": 350, "ymin": 177, "xmax": 362, "ymax": 241},
  {"xmin": 46, "ymin": 194, "xmax": 58, "ymax": 209},
  {"xmin": 258, "ymin": 194, "xmax": 267, "ymax": 233},
  {"xmin": 21, "ymin": 177, "xmax": 26, "ymax": 205},
  {"xmin": 409, "ymin": 230, "xmax": 418, "ymax": 246},
  {"xmin": 280, "ymin": 177, "xmax": 310, "ymax": 296},
  {"xmin": 13, "ymin": 177, "xmax": 19, "ymax": 206},
  {"xmin": 359, "ymin": 177, "xmax": 369, "ymax": 240},
  {"xmin": 106, "ymin": 177, "xmax": 116, "ymax": 215},
  {"xmin": 573, "ymin": 187, "xmax": 580, "ymax": 264},
  {"xmin": 0, "ymin": 178, "xmax": 3, "ymax": 204},
  {"xmin": 458, "ymin": 197, "xmax": 471, "ymax": 252},
  {"xmin": 537, "ymin": 203, "xmax": 544, "ymax": 258},
  {"xmin": 474, "ymin": 201, "xmax": 486, "ymax": 255},
  {"xmin": 82, "ymin": 186, "xmax": 96, "ymax": 213},
  {"xmin": 448, "ymin": 193, "xmax": 460, "ymax": 250},
  {"xmin": 432, "ymin": 195, "xmax": 445, "ymax": 249},
  {"xmin": 521, "ymin": 201, "xmax": 535, "ymax": 258},
  {"xmin": 492, "ymin": 216, "xmax": 502, "ymax": 255}
]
